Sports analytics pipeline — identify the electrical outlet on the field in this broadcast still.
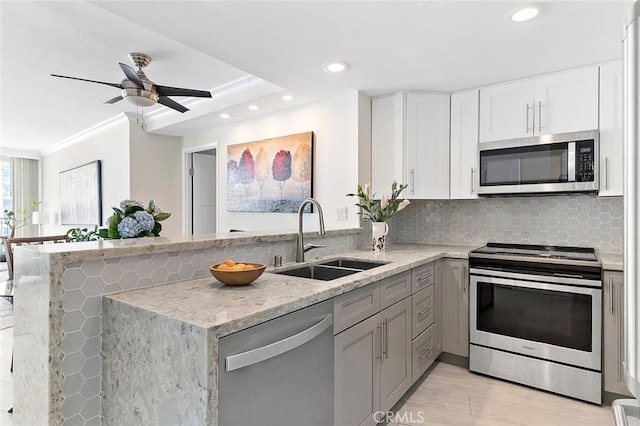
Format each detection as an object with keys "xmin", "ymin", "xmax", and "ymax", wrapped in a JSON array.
[{"xmin": 336, "ymin": 207, "xmax": 347, "ymax": 220}]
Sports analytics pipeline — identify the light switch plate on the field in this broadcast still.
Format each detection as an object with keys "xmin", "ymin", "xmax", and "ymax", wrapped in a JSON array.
[{"xmin": 336, "ymin": 207, "xmax": 347, "ymax": 220}]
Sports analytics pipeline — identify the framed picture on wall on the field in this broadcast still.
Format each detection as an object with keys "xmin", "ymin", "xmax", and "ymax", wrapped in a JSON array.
[
  {"xmin": 227, "ymin": 131, "xmax": 314, "ymax": 213},
  {"xmin": 60, "ymin": 160, "xmax": 102, "ymax": 225}
]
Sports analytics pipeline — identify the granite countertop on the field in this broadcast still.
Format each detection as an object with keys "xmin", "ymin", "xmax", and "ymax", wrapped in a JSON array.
[
  {"xmin": 104, "ymin": 243, "xmax": 476, "ymax": 338},
  {"xmin": 598, "ymin": 250, "xmax": 623, "ymax": 271}
]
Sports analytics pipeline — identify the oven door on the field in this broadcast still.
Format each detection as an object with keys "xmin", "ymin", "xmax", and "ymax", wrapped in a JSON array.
[{"xmin": 470, "ymin": 273, "xmax": 601, "ymax": 371}]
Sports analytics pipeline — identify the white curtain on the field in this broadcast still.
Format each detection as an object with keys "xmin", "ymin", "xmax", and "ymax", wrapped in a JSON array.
[{"xmin": 12, "ymin": 158, "xmax": 39, "ymax": 237}]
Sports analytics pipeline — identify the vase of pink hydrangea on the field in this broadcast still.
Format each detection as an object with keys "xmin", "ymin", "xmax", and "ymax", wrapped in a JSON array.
[{"xmin": 98, "ymin": 199, "xmax": 171, "ymax": 239}]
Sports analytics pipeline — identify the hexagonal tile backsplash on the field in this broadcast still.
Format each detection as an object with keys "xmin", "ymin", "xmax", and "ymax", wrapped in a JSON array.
[{"xmin": 391, "ymin": 194, "xmax": 623, "ymax": 253}]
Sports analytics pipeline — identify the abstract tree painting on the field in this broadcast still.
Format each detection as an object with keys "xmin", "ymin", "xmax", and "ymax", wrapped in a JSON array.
[{"xmin": 227, "ymin": 132, "xmax": 314, "ymax": 212}]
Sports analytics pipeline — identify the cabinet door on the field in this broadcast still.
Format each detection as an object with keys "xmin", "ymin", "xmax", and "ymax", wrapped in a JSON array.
[
  {"xmin": 372, "ymin": 94, "xmax": 405, "ymax": 197},
  {"xmin": 334, "ymin": 313, "xmax": 381, "ymax": 426},
  {"xmin": 434, "ymin": 260, "xmax": 443, "ymax": 358},
  {"xmin": 405, "ymin": 93, "xmax": 450, "ymax": 199},
  {"xmin": 599, "ymin": 61, "xmax": 624, "ymax": 197},
  {"xmin": 380, "ymin": 297, "xmax": 412, "ymax": 412},
  {"xmin": 479, "ymin": 79, "xmax": 534, "ymax": 142},
  {"xmin": 441, "ymin": 259, "xmax": 469, "ymax": 357},
  {"xmin": 533, "ymin": 66, "xmax": 599, "ymax": 136},
  {"xmin": 603, "ymin": 271, "xmax": 632, "ymax": 396},
  {"xmin": 450, "ymin": 90, "xmax": 479, "ymax": 199}
]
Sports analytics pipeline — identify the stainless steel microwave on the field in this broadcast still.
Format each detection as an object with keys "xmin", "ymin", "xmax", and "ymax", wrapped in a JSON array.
[{"xmin": 477, "ymin": 130, "xmax": 599, "ymax": 196}]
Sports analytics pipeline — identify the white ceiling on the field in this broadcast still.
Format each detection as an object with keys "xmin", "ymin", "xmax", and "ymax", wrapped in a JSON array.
[{"xmin": 0, "ymin": 1, "xmax": 631, "ymax": 155}]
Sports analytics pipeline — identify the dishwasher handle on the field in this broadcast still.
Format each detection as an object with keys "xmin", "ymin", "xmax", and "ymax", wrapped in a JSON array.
[{"xmin": 226, "ymin": 313, "xmax": 333, "ymax": 372}]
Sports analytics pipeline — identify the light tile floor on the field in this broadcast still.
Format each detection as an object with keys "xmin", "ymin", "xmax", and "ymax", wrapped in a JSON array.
[
  {"xmin": 0, "ymin": 326, "xmax": 13, "ymax": 425},
  {"xmin": 391, "ymin": 362, "xmax": 615, "ymax": 426},
  {"xmin": 0, "ymin": 326, "xmax": 616, "ymax": 426}
]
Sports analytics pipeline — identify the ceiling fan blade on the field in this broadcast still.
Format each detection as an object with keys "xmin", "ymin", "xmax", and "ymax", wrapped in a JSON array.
[
  {"xmin": 104, "ymin": 96, "xmax": 123, "ymax": 104},
  {"xmin": 156, "ymin": 85, "xmax": 212, "ymax": 98},
  {"xmin": 51, "ymin": 74, "xmax": 122, "ymax": 89},
  {"xmin": 158, "ymin": 96, "xmax": 189, "ymax": 113},
  {"xmin": 118, "ymin": 63, "xmax": 144, "ymax": 88}
]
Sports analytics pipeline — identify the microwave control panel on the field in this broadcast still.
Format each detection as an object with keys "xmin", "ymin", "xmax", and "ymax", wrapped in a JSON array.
[{"xmin": 576, "ymin": 140, "xmax": 595, "ymax": 182}]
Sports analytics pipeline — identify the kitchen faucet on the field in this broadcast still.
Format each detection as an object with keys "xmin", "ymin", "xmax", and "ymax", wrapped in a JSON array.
[{"xmin": 296, "ymin": 198, "xmax": 326, "ymax": 262}]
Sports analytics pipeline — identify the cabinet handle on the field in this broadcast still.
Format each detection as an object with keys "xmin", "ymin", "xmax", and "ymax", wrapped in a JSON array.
[
  {"xmin": 410, "ymin": 168, "xmax": 415, "ymax": 194},
  {"xmin": 609, "ymin": 277, "xmax": 614, "ymax": 314},
  {"xmin": 605, "ymin": 157, "xmax": 609, "ymax": 191},
  {"xmin": 526, "ymin": 103, "xmax": 531, "ymax": 133},
  {"xmin": 471, "ymin": 168, "xmax": 475, "ymax": 194},
  {"xmin": 462, "ymin": 265, "xmax": 467, "ymax": 293},
  {"xmin": 418, "ymin": 275, "xmax": 431, "ymax": 282},
  {"xmin": 538, "ymin": 101, "xmax": 543, "ymax": 132},
  {"xmin": 418, "ymin": 306, "xmax": 432, "ymax": 317},
  {"xmin": 377, "ymin": 324, "xmax": 383, "ymax": 360},
  {"xmin": 383, "ymin": 319, "xmax": 389, "ymax": 359},
  {"xmin": 419, "ymin": 346, "xmax": 434, "ymax": 360}
]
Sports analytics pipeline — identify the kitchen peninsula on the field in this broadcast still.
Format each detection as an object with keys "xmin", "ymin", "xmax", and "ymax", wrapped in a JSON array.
[{"xmin": 11, "ymin": 230, "xmax": 623, "ymax": 425}]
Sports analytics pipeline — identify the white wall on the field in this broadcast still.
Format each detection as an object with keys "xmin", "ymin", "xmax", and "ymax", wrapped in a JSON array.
[
  {"xmin": 41, "ymin": 116, "xmax": 130, "ymax": 236},
  {"xmin": 183, "ymin": 91, "xmax": 365, "ymax": 233},
  {"xmin": 129, "ymin": 125, "xmax": 182, "ymax": 239}
]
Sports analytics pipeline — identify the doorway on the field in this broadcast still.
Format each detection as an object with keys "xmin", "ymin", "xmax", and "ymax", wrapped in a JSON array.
[{"xmin": 183, "ymin": 145, "xmax": 217, "ymax": 236}]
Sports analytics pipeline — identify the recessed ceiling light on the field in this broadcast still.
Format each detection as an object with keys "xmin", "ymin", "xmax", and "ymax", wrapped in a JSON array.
[
  {"xmin": 220, "ymin": 113, "xmax": 230, "ymax": 119},
  {"xmin": 511, "ymin": 6, "xmax": 539, "ymax": 22},
  {"xmin": 281, "ymin": 95, "xmax": 294, "ymax": 101},
  {"xmin": 323, "ymin": 61, "xmax": 350, "ymax": 73},
  {"xmin": 248, "ymin": 105, "xmax": 260, "ymax": 111}
]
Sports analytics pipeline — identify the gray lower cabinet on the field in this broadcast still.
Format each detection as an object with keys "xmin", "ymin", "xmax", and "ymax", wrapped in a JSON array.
[
  {"xmin": 334, "ymin": 313, "xmax": 381, "ymax": 426},
  {"xmin": 380, "ymin": 297, "xmax": 412, "ymax": 412},
  {"xmin": 441, "ymin": 259, "xmax": 469, "ymax": 357},
  {"xmin": 604, "ymin": 270, "xmax": 632, "ymax": 396}
]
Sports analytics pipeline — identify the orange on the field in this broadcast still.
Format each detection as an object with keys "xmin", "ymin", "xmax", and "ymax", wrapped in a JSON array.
[
  {"xmin": 216, "ymin": 264, "xmax": 230, "ymax": 270},
  {"xmin": 244, "ymin": 264, "xmax": 254, "ymax": 270},
  {"xmin": 223, "ymin": 259, "xmax": 236, "ymax": 267},
  {"xmin": 230, "ymin": 264, "xmax": 245, "ymax": 271}
]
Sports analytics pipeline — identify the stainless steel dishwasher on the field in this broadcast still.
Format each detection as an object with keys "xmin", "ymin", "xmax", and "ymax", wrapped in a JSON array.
[{"xmin": 218, "ymin": 299, "xmax": 333, "ymax": 426}]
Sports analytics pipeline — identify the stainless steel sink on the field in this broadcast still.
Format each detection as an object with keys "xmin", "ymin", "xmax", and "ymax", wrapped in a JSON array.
[
  {"xmin": 318, "ymin": 258, "xmax": 387, "ymax": 270},
  {"xmin": 275, "ymin": 265, "xmax": 359, "ymax": 281},
  {"xmin": 274, "ymin": 257, "xmax": 387, "ymax": 281}
]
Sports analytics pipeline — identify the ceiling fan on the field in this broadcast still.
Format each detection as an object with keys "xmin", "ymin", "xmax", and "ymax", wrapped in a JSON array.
[{"xmin": 51, "ymin": 52, "xmax": 212, "ymax": 113}]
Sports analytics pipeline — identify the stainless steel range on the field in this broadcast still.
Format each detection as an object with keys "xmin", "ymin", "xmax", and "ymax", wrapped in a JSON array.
[{"xmin": 468, "ymin": 243, "xmax": 602, "ymax": 404}]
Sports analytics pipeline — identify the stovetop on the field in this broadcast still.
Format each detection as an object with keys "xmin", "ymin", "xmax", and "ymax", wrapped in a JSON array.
[{"xmin": 470, "ymin": 242, "xmax": 599, "ymax": 263}]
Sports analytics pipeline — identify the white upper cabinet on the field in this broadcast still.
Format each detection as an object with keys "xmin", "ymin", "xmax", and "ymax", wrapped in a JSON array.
[
  {"xmin": 534, "ymin": 66, "xmax": 599, "ymax": 136},
  {"xmin": 450, "ymin": 90, "xmax": 479, "ymax": 199},
  {"xmin": 372, "ymin": 94, "xmax": 404, "ymax": 196},
  {"xmin": 479, "ymin": 66, "xmax": 599, "ymax": 143},
  {"xmin": 371, "ymin": 92, "xmax": 450, "ymax": 199},
  {"xmin": 479, "ymin": 79, "xmax": 534, "ymax": 142},
  {"xmin": 599, "ymin": 60, "xmax": 623, "ymax": 197},
  {"xmin": 405, "ymin": 93, "xmax": 450, "ymax": 199}
]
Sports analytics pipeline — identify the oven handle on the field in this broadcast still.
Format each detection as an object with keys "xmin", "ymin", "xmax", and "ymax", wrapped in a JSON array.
[
  {"xmin": 470, "ymin": 273, "xmax": 601, "ymax": 296},
  {"xmin": 469, "ymin": 267, "xmax": 601, "ymax": 288}
]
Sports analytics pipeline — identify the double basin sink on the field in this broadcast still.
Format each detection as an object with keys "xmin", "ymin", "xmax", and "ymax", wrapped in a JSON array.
[{"xmin": 274, "ymin": 258, "xmax": 387, "ymax": 281}]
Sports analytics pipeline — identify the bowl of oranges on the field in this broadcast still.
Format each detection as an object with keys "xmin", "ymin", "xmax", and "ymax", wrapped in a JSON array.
[{"xmin": 209, "ymin": 259, "xmax": 266, "ymax": 286}]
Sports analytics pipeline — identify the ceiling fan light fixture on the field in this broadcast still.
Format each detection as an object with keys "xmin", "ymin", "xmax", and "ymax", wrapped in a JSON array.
[
  {"xmin": 323, "ymin": 61, "xmax": 350, "ymax": 73},
  {"xmin": 510, "ymin": 5, "xmax": 540, "ymax": 22}
]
